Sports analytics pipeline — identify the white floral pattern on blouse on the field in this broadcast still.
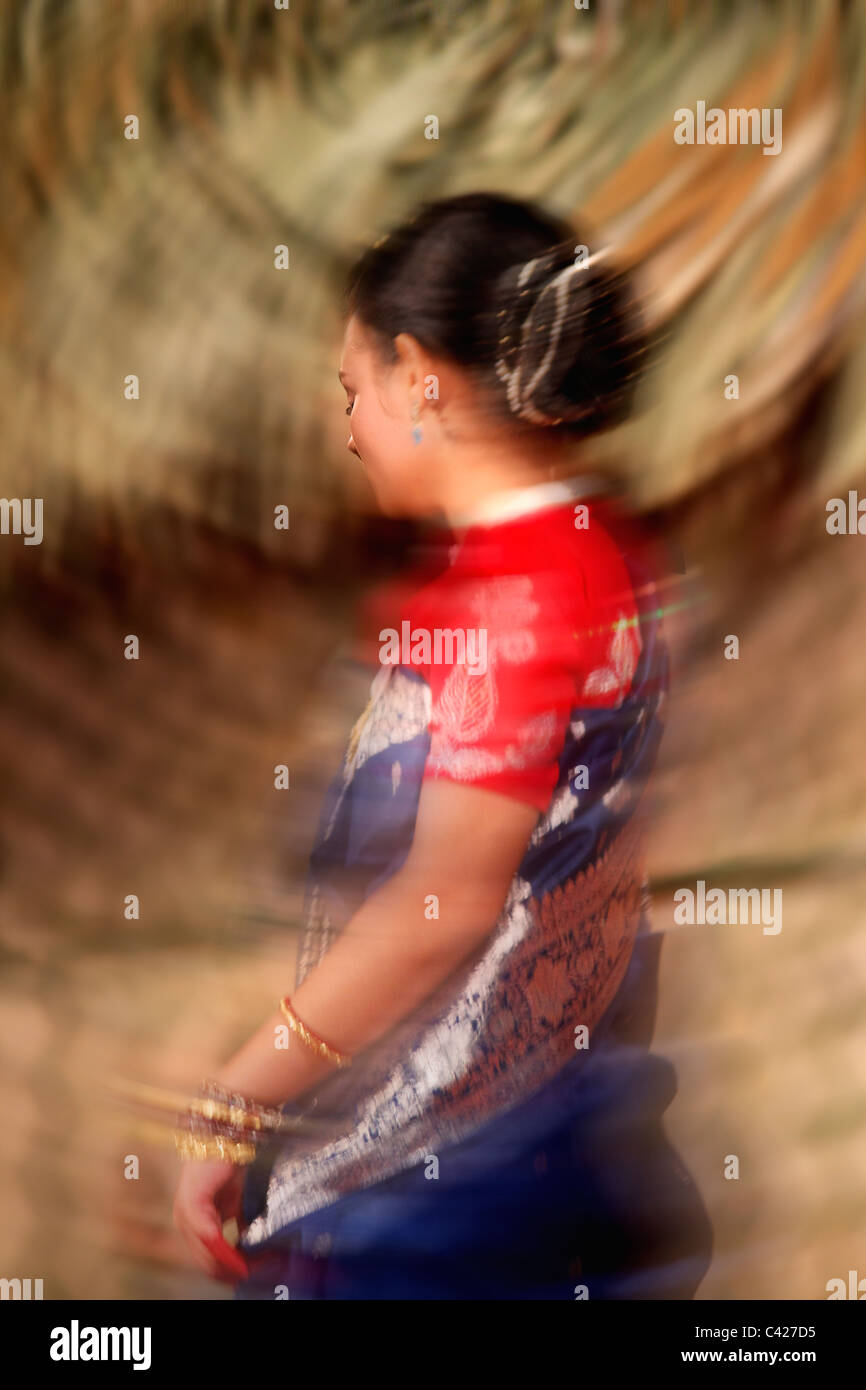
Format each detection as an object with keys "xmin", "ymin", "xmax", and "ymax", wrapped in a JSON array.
[
  {"xmin": 424, "ymin": 574, "xmax": 564, "ymax": 782},
  {"xmin": 583, "ymin": 611, "xmax": 642, "ymax": 701}
]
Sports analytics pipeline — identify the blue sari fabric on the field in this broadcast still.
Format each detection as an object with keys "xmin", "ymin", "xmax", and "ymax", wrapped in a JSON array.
[
  {"xmin": 237, "ymin": 944, "xmax": 712, "ymax": 1300},
  {"xmin": 236, "ymin": 521, "xmax": 713, "ymax": 1300}
]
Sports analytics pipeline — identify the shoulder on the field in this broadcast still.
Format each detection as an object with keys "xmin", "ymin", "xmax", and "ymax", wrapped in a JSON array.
[{"xmin": 408, "ymin": 507, "xmax": 587, "ymax": 809}]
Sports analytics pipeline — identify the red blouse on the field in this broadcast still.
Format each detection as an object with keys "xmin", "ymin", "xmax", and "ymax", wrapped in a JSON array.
[{"xmin": 360, "ymin": 492, "xmax": 644, "ymax": 813}]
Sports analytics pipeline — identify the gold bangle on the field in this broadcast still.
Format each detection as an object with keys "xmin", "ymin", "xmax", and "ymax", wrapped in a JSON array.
[
  {"xmin": 279, "ymin": 996, "xmax": 353, "ymax": 1069},
  {"xmin": 192, "ymin": 1097, "xmax": 264, "ymax": 1131},
  {"xmin": 174, "ymin": 1130, "xmax": 258, "ymax": 1165},
  {"xmin": 193, "ymin": 1080, "xmax": 288, "ymax": 1133}
]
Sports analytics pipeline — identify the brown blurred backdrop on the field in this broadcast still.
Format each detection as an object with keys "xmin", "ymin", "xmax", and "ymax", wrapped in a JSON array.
[{"xmin": 1, "ymin": 0, "xmax": 865, "ymax": 1299}]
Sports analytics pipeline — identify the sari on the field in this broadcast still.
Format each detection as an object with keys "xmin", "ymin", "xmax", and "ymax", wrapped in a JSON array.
[{"xmin": 236, "ymin": 479, "xmax": 713, "ymax": 1299}]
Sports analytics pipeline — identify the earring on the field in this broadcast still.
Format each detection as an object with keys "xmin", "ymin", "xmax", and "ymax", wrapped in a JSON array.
[{"xmin": 410, "ymin": 401, "xmax": 423, "ymax": 445}]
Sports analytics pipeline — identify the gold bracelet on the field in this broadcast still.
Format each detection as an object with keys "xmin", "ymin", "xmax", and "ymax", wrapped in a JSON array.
[
  {"xmin": 174, "ymin": 1129, "xmax": 258, "ymax": 1165},
  {"xmin": 279, "ymin": 995, "xmax": 353, "ymax": 1069},
  {"xmin": 193, "ymin": 1079, "xmax": 288, "ymax": 1133},
  {"xmin": 192, "ymin": 1097, "xmax": 264, "ymax": 1131}
]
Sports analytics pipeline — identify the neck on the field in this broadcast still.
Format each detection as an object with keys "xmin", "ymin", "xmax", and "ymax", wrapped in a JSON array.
[{"xmin": 432, "ymin": 434, "xmax": 578, "ymax": 528}]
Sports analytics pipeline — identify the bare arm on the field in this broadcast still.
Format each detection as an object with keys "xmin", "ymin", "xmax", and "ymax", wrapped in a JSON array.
[
  {"xmin": 211, "ymin": 779, "xmax": 539, "ymax": 1105},
  {"xmin": 173, "ymin": 778, "xmax": 538, "ymax": 1280}
]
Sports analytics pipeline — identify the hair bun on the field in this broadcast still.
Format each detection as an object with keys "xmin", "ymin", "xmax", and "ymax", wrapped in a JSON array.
[{"xmin": 489, "ymin": 241, "xmax": 648, "ymax": 436}]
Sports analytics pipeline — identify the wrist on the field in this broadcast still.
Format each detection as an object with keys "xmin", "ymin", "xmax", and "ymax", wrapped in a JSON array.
[{"xmin": 173, "ymin": 1078, "xmax": 293, "ymax": 1167}]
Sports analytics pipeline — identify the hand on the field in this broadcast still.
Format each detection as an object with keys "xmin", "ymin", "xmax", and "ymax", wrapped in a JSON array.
[{"xmin": 172, "ymin": 1158, "xmax": 251, "ymax": 1282}]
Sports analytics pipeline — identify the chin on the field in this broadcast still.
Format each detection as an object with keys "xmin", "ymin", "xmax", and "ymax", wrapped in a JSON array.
[
  {"xmin": 369, "ymin": 481, "xmax": 409, "ymax": 519},
  {"xmin": 375, "ymin": 496, "xmax": 407, "ymax": 520}
]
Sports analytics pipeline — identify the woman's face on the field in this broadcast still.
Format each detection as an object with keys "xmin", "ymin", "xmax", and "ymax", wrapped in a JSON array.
[{"xmin": 338, "ymin": 314, "xmax": 433, "ymax": 517}]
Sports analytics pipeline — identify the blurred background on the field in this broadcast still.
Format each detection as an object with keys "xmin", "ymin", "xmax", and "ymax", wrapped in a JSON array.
[{"xmin": 1, "ymin": 0, "xmax": 865, "ymax": 1300}]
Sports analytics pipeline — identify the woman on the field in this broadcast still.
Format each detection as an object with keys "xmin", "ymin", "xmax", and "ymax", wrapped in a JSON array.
[{"xmin": 172, "ymin": 192, "xmax": 713, "ymax": 1299}]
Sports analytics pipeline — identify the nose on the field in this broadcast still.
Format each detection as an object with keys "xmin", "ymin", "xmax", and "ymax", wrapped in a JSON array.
[{"xmin": 347, "ymin": 433, "xmax": 360, "ymax": 459}]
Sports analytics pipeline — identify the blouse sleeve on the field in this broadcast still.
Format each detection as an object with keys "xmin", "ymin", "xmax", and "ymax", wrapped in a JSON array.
[{"xmin": 418, "ymin": 571, "xmax": 578, "ymax": 813}]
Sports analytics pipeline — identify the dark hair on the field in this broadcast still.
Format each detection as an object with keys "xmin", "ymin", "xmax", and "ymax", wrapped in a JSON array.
[{"xmin": 343, "ymin": 192, "xmax": 650, "ymax": 440}]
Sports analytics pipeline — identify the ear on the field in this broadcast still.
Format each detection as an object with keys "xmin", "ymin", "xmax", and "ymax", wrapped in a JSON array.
[{"xmin": 393, "ymin": 332, "xmax": 428, "ymax": 394}]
